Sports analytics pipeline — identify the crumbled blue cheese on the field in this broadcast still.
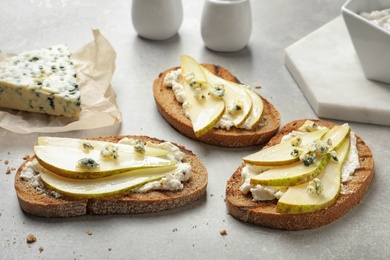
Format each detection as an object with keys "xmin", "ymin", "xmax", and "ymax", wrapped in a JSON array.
[
  {"xmin": 82, "ymin": 142, "xmax": 94, "ymax": 150},
  {"xmin": 298, "ymin": 120, "xmax": 318, "ymax": 132},
  {"xmin": 100, "ymin": 144, "xmax": 119, "ymax": 159},
  {"xmin": 193, "ymin": 87, "xmax": 206, "ymax": 99},
  {"xmin": 77, "ymin": 158, "xmax": 100, "ymax": 170},
  {"xmin": 209, "ymin": 84, "xmax": 225, "ymax": 98},
  {"xmin": 290, "ymin": 136, "xmax": 302, "ymax": 147},
  {"xmin": 227, "ymin": 100, "xmax": 243, "ymax": 114},
  {"xmin": 300, "ymin": 153, "xmax": 317, "ymax": 166},
  {"xmin": 0, "ymin": 44, "xmax": 81, "ymax": 117},
  {"xmin": 134, "ymin": 139, "xmax": 146, "ymax": 155},
  {"xmin": 306, "ymin": 178, "xmax": 324, "ymax": 195}
]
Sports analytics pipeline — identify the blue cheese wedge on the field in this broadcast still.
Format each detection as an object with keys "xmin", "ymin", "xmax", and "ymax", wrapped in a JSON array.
[{"xmin": 0, "ymin": 44, "xmax": 81, "ymax": 117}]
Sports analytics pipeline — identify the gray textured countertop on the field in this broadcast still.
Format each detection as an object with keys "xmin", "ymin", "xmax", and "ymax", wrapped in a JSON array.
[{"xmin": 1, "ymin": 1, "xmax": 389, "ymax": 259}]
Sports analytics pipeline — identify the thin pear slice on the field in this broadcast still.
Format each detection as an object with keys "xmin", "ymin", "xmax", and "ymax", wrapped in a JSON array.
[
  {"xmin": 276, "ymin": 137, "xmax": 351, "ymax": 214},
  {"xmin": 321, "ymin": 124, "xmax": 351, "ymax": 151},
  {"xmin": 180, "ymin": 55, "xmax": 209, "ymax": 88},
  {"xmin": 243, "ymin": 128, "xmax": 329, "ymax": 166},
  {"xmin": 243, "ymin": 88, "xmax": 264, "ymax": 129},
  {"xmin": 39, "ymin": 164, "xmax": 178, "ymax": 199},
  {"xmin": 180, "ymin": 55, "xmax": 225, "ymax": 137},
  {"xmin": 250, "ymin": 154, "xmax": 331, "ymax": 187},
  {"xmin": 34, "ymin": 146, "xmax": 176, "ymax": 179},
  {"xmin": 37, "ymin": 136, "xmax": 170, "ymax": 157},
  {"xmin": 201, "ymin": 67, "xmax": 252, "ymax": 127}
]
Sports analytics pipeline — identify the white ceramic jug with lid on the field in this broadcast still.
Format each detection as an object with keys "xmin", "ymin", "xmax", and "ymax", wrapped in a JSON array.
[
  {"xmin": 201, "ymin": 0, "xmax": 252, "ymax": 52},
  {"xmin": 131, "ymin": 0, "xmax": 183, "ymax": 40}
]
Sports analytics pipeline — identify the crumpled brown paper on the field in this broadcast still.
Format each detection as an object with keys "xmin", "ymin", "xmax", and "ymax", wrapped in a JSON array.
[{"xmin": 0, "ymin": 29, "xmax": 122, "ymax": 134}]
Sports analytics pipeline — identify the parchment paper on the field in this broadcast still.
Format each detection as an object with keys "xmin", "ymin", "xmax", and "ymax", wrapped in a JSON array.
[{"xmin": 0, "ymin": 29, "xmax": 122, "ymax": 134}]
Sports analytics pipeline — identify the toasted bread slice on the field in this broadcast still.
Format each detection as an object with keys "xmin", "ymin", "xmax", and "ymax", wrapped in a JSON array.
[
  {"xmin": 153, "ymin": 64, "xmax": 280, "ymax": 147},
  {"xmin": 14, "ymin": 135, "xmax": 208, "ymax": 217},
  {"xmin": 226, "ymin": 119, "xmax": 374, "ymax": 230}
]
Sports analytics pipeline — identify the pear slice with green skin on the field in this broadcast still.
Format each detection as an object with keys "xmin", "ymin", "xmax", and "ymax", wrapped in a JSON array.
[
  {"xmin": 34, "ymin": 145, "xmax": 176, "ymax": 179},
  {"xmin": 243, "ymin": 128, "xmax": 329, "ymax": 166},
  {"xmin": 250, "ymin": 154, "xmax": 331, "ymax": 187},
  {"xmin": 180, "ymin": 55, "xmax": 225, "ymax": 137},
  {"xmin": 39, "ymin": 164, "xmax": 178, "ymax": 199},
  {"xmin": 276, "ymin": 136, "xmax": 351, "ymax": 214},
  {"xmin": 180, "ymin": 55, "xmax": 209, "ymax": 88},
  {"xmin": 244, "ymin": 88, "xmax": 264, "ymax": 129},
  {"xmin": 37, "ymin": 136, "xmax": 170, "ymax": 157},
  {"xmin": 201, "ymin": 67, "xmax": 252, "ymax": 128},
  {"xmin": 320, "ymin": 124, "xmax": 351, "ymax": 151}
]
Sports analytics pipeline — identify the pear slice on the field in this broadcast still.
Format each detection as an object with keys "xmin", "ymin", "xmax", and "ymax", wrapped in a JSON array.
[
  {"xmin": 34, "ymin": 145, "xmax": 176, "ymax": 179},
  {"xmin": 39, "ymin": 164, "xmax": 178, "ymax": 198},
  {"xmin": 180, "ymin": 55, "xmax": 225, "ymax": 137},
  {"xmin": 37, "ymin": 136, "xmax": 170, "ymax": 157},
  {"xmin": 276, "ymin": 137, "xmax": 351, "ymax": 214},
  {"xmin": 243, "ymin": 128, "xmax": 329, "ymax": 166},
  {"xmin": 243, "ymin": 88, "xmax": 264, "ymax": 129},
  {"xmin": 201, "ymin": 67, "xmax": 252, "ymax": 127},
  {"xmin": 250, "ymin": 154, "xmax": 330, "ymax": 186},
  {"xmin": 321, "ymin": 124, "xmax": 351, "ymax": 151}
]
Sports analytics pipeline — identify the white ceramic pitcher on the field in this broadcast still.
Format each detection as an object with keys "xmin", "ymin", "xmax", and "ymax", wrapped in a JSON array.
[
  {"xmin": 131, "ymin": 0, "xmax": 183, "ymax": 40},
  {"xmin": 201, "ymin": 0, "xmax": 252, "ymax": 52}
]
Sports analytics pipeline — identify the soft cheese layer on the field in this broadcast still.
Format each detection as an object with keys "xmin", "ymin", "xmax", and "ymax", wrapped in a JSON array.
[{"xmin": 0, "ymin": 44, "xmax": 81, "ymax": 117}]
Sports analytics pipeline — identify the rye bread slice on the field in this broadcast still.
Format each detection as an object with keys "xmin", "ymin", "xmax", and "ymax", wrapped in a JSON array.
[
  {"xmin": 225, "ymin": 119, "xmax": 375, "ymax": 230},
  {"xmin": 14, "ymin": 135, "xmax": 208, "ymax": 217},
  {"xmin": 153, "ymin": 64, "xmax": 280, "ymax": 147}
]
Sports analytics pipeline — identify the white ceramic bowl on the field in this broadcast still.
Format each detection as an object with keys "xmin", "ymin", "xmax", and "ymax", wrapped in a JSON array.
[{"xmin": 342, "ymin": 0, "xmax": 390, "ymax": 84}]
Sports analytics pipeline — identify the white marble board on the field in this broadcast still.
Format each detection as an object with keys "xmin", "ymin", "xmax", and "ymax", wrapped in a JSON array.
[{"xmin": 285, "ymin": 16, "xmax": 390, "ymax": 126}]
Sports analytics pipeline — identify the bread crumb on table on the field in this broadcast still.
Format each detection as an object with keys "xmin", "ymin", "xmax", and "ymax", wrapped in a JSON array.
[
  {"xmin": 5, "ymin": 167, "xmax": 16, "ymax": 175},
  {"xmin": 23, "ymin": 154, "xmax": 30, "ymax": 160},
  {"xmin": 172, "ymin": 228, "xmax": 178, "ymax": 232},
  {"xmin": 39, "ymin": 246, "xmax": 44, "ymax": 253},
  {"xmin": 26, "ymin": 234, "xmax": 37, "ymax": 243},
  {"xmin": 4, "ymin": 160, "xmax": 9, "ymax": 165},
  {"xmin": 220, "ymin": 230, "xmax": 227, "ymax": 236},
  {"xmin": 85, "ymin": 230, "xmax": 93, "ymax": 236}
]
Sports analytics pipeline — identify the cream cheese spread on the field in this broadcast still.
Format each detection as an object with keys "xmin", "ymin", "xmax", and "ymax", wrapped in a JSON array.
[
  {"xmin": 360, "ymin": 8, "xmax": 390, "ymax": 32},
  {"xmin": 20, "ymin": 160, "xmax": 63, "ymax": 198}
]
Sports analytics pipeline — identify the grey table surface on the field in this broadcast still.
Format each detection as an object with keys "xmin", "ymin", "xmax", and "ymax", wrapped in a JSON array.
[{"xmin": 1, "ymin": 0, "xmax": 389, "ymax": 259}]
